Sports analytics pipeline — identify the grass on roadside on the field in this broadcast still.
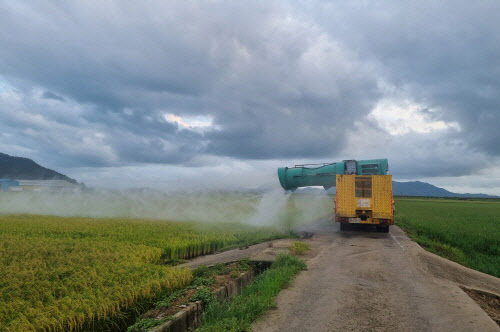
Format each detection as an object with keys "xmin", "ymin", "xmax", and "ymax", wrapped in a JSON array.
[
  {"xmin": 395, "ymin": 198, "xmax": 500, "ymax": 278},
  {"xmin": 197, "ymin": 254, "xmax": 306, "ymax": 332}
]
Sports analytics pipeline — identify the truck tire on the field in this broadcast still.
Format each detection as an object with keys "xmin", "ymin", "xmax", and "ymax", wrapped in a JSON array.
[
  {"xmin": 377, "ymin": 225, "xmax": 389, "ymax": 233},
  {"xmin": 340, "ymin": 223, "xmax": 349, "ymax": 231}
]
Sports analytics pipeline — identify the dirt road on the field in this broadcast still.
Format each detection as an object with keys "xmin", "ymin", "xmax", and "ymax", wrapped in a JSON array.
[{"xmin": 253, "ymin": 220, "xmax": 500, "ymax": 331}]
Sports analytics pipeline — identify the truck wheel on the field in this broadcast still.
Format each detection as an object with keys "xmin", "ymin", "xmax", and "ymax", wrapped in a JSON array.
[
  {"xmin": 340, "ymin": 223, "xmax": 349, "ymax": 231},
  {"xmin": 376, "ymin": 225, "xmax": 389, "ymax": 233},
  {"xmin": 380, "ymin": 225, "xmax": 389, "ymax": 233}
]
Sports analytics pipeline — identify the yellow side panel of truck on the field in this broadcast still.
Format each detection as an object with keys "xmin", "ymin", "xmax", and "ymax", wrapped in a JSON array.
[
  {"xmin": 336, "ymin": 174, "xmax": 356, "ymax": 217},
  {"xmin": 372, "ymin": 175, "xmax": 393, "ymax": 219}
]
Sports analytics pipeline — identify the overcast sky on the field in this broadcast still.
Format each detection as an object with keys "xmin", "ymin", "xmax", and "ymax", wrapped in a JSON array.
[{"xmin": 0, "ymin": 1, "xmax": 499, "ymax": 194}]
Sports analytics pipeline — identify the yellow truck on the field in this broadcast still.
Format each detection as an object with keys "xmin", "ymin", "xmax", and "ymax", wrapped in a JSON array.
[{"xmin": 335, "ymin": 174, "xmax": 394, "ymax": 232}]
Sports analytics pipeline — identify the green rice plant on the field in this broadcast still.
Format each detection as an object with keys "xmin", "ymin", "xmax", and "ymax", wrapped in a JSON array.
[
  {"xmin": 395, "ymin": 198, "xmax": 500, "ymax": 277},
  {"xmin": 0, "ymin": 214, "xmax": 286, "ymax": 331}
]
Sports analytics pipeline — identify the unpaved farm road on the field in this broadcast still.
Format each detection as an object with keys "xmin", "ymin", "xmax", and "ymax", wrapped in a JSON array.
[{"xmin": 253, "ymin": 221, "xmax": 500, "ymax": 332}]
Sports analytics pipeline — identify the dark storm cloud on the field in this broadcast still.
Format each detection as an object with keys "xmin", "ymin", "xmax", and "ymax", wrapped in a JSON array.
[
  {"xmin": 0, "ymin": 1, "xmax": 498, "ymax": 181},
  {"xmin": 306, "ymin": 1, "xmax": 500, "ymax": 156},
  {"xmin": 0, "ymin": 1, "xmax": 379, "ymax": 166}
]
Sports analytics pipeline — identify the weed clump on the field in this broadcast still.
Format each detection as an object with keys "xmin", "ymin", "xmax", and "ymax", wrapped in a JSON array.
[
  {"xmin": 127, "ymin": 317, "xmax": 171, "ymax": 332},
  {"xmin": 193, "ymin": 265, "xmax": 211, "ymax": 278},
  {"xmin": 212, "ymin": 263, "xmax": 230, "ymax": 275},
  {"xmin": 289, "ymin": 241, "xmax": 311, "ymax": 255},
  {"xmin": 189, "ymin": 287, "xmax": 216, "ymax": 305}
]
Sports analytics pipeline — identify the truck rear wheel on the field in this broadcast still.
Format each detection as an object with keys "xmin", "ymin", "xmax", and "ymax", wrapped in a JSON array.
[
  {"xmin": 377, "ymin": 225, "xmax": 389, "ymax": 233},
  {"xmin": 340, "ymin": 223, "xmax": 349, "ymax": 231}
]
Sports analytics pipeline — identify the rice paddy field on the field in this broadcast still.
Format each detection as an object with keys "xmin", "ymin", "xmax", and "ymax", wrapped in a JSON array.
[
  {"xmin": 9, "ymin": 193, "xmax": 498, "ymax": 330},
  {"xmin": 395, "ymin": 197, "xmax": 500, "ymax": 278},
  {"xmin": 0, "ymin": 215, "xmax": 287, "ymax": 331},
  {"xmin": 0, "ymin": 192, "xmax": 333, "ymax": 331}
]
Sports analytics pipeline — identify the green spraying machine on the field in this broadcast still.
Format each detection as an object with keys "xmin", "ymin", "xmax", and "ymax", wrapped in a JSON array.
[
  {"xmin": 278, "ymin": 159, "xmax": 394, "ymax": 232},
  {"xmin": 277, "ymin": 159, "xmax": 389, "ymax": 191}
]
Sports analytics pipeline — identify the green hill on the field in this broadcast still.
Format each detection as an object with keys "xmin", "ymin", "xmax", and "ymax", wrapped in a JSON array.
[{"xmin": 0, "ymin": 152, "xmax": 77, "ymax": 184}]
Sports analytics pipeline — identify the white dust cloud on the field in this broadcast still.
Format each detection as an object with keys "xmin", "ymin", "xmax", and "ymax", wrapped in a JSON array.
[{"xmin": 0, "ymin": 189, "xmax": 334, "ymax": 229}]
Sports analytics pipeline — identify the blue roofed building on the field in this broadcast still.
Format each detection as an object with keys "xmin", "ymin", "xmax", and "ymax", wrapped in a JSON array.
[{"xmin": 0, "ymin": 179, "xmax": 20, "ymax": 191}]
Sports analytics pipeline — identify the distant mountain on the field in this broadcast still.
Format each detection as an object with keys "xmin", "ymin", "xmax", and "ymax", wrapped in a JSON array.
[
  {"xmin": 392, "ymin": 181, "xmax": 498, "ymax": 198},
  {"xmin": 0, "ymin": 152, "xmax": 77, "ymax": 184},
  {"xmin": 291, "ymin": 180, "xmax": 498, "ymax": 198}
]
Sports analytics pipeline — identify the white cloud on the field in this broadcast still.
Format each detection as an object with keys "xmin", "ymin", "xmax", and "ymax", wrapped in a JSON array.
[
  {"xmin": 164, "ymin": 113, "xmax": 213, "ymax": 130},
  {"xmin": 369, "ymin": 98, "xmax": 460, "ymax": 135}
]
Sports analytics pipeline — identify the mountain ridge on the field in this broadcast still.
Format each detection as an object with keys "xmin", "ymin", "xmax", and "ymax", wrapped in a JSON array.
[
  {"xmin": 392, "ymin": 180, "xmax": 498, "ymax": 198},
  {"xmin": 0, "ymin": 152, "xmax": 77, "ymax": 184},
  {"xmin": 294, "ymin": 180, "xmax": 498, "ymax": 198}
]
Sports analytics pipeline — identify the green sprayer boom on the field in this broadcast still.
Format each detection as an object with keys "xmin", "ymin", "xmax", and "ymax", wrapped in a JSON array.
[{"xmin": 277, "ymin": 159, "xmax": 389, "ymax": 191}]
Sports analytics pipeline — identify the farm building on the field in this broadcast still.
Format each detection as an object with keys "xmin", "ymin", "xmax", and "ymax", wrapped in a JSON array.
[{"xmin": 15, "ymin": 180, "xmax": 79, "ymax": 192}]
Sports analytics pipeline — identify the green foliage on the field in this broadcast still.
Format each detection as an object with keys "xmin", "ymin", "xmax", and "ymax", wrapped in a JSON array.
[
  {"xmin": 154, "ymin": 289, "xmax": 185, "ymax": 308},
  {"xmin": 127, "ymin": 317, "xmax": 170, "ymax": 332},
  {"xmin": 0, "ymin": 214, "xmax": 285, "ymax": 332},
  {"xmin": 189, "ymin": 287, "xmax": 216, "ymax": 304},
  {"xmin": 288, "ymin": 241, "xmax": 311, "ymax": 255},
  {"xmin": 192, "ymin": 265, "xmax": 211, "ymax": 278},
  {"xmin": 234, "ymin": 259, "xmax": 252, "ymax": 272},
  {"xmin": 272, "ymin": 253, "xmax": 307, "ymax": 270},
  {"xmin": 238, "ymin": 259, "xmax": 252, "ymax": 269},
  {"xmin": 395, "ymin": 198, "xmax": 500, "ymax": 277},
  {"xmin": 197, "ymin": 254, "xmax": 306, "ymax": 332},
  {"xmin": 212, "ymin": 263, "xmax": 230, "ymax": 275},
  {"xmin": 191, "ymin": 262, "xmax": 251, "ymax": 288},
  {"xmin": 191, "ymin": 277, "xmax": 215, "ymax": 288}
]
